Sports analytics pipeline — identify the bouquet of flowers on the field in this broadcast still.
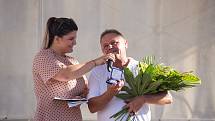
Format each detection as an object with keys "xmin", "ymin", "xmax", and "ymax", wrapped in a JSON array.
[{"xmin": 110, "ymin": 56, "xmax": 201, "ymax": 121}]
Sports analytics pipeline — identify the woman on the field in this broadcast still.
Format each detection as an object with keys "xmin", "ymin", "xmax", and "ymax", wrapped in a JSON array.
[{"xmin": 32, "ymin": 17, "xmax": 114, "ymax": 121}]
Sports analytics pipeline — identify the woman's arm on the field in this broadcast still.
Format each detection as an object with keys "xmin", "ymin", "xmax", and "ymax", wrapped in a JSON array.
[
  {"xmin": 54, "ymin": 60, "xmax": 96, "ymax": 81},
  {"xmin": 53, "ymin": 54, "xmax": 114, "ymax": 82}
]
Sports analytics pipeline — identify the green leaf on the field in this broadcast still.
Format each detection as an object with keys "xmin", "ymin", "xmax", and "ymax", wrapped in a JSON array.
[
  {"xmin": 143, "ymin": 80, "xmax": 162, "ymax": 94},
  {"xmin": 111, "ymin": 55, "xmax": 202, "ymax": 121},
  {"xmin": 142, "ymin": 56, "xmax": 155, "ymax": 65},
  {"xmin": 115, "ymin": 93, "xmax": 134, "ymax": 100},
  {"xmin": 145, "ymin": 64, "xmax": 153, "ymax": 73},
  {"xmin": 121, "ymin": 86, "xmax": 135, "ymax": 96},
  {"xmin": 123, "ymin": 68, "xmax": 138, "ymax": 95},
  {"xmin": 140, "ymin": 73, "xmax": 152, "ymax": 95},
  {"xmin": 139, "ymin": 62, "xmax": 148, "ymax": 73},
  {"xmin": 182, "ymin": 73, "xmax": 201, "ymax": 85},
  {"xmin": 125, "ymin": 114, "xmax": 132, "ymax": 121},
  {"xmin": 134, "ymin": 68, "xmax": 144, "ymax": 95},
  {"xmin": 110, "ymin": 108, "xmax": 128, "ymax": 119},
  {"xmin": 115, "ymin": 111, "xmax": 127, "ymax": 121}
]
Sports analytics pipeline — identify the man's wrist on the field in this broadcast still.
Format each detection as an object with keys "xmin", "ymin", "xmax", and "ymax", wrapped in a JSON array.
[{"xmin": 140, "ymin": 95, "xmax": 147, "ymax": 104}]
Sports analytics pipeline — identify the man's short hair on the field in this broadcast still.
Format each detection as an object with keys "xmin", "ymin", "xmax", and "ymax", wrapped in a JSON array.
[{"xmin": 100, "ymin": 29, "xmax": 124, "ymax": 41}]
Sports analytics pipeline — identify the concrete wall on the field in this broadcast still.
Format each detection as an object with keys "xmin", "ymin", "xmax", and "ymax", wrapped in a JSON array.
[{"xmin": 0, "ymin": 0, "xmax": 215, "ymax": 120}]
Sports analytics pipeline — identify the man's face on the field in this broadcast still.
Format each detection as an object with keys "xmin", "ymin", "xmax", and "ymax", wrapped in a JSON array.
[{"xmin": 100, "ymin": 33, "xmax": 128, "ymax": 59}]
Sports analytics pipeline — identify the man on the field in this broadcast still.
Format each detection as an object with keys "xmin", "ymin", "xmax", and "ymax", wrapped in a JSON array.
[{"xmin": 87, "ymin": 29, "xmax": 173, "ymax": 121}]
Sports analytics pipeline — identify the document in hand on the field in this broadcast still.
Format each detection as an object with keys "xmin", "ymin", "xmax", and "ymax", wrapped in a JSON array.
[{"xmin": 54, "ymin": 97, "xmax": 88, "ymax": 107}]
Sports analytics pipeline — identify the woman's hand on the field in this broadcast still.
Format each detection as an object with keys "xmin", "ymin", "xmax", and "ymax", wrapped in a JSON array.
[{"xmin": 93, "ymin": 53, "xmax": 115, "ymax": 66}]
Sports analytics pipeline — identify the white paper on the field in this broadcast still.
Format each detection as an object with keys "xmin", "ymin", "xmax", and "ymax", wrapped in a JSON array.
[
  {"xmin": 54, "ymin": 97, "xmax": 88, "ymax": 107},
  {"xmin": 67, "ymin": 100, "xmax": 88, "ymax": 107}
]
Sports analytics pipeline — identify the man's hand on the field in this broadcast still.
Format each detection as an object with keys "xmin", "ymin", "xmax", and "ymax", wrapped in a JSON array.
[
  {"xmin": 125, "ymin": 96, "xmax": 145, "ymax": 114},
  {"xmin": 106, "ymin": 80, "xmax": 124, "ymax": 95}
]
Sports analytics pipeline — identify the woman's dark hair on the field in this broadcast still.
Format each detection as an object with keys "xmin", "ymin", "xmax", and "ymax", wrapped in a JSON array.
[{"xmin": 43, "ymin": 17, "xmax": 78, "ymax": 49}]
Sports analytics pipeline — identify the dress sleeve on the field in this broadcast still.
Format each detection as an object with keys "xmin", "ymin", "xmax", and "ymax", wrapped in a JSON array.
[{"xmin": 33, "ymin": 53, "xmax": 66, "ymax": 83}]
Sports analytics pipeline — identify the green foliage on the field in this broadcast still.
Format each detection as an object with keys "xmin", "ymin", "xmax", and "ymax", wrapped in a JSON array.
[{"xmin": 110, "ymin": 56, "xmax": 201, "ymax": 121}]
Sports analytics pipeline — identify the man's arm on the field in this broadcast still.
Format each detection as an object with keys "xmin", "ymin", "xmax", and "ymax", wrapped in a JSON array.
[
  {"xmin": 88, "ymin": 88, "xmax": 116, "ymax": 113},
  {"xmin": 88, "ymin": 81, "xmax": 124, "ymax": 113},
  {"xmin": 126, "ymin": 91, "xmax": 172, "ymax": 113},
  {"xmin": 143, "ymin": 91, "xmax": 172, "ymax": 105}
]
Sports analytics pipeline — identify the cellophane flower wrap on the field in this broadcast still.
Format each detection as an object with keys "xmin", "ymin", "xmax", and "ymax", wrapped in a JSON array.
[{"xmin": 110, "ymin": 56, "xmax": 201, "ymax": 121}]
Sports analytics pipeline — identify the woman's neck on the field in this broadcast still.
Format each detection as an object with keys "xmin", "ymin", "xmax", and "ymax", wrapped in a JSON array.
[{"xmin": 50, "ymin": 46, "xmax": 65, "ymax": 56}]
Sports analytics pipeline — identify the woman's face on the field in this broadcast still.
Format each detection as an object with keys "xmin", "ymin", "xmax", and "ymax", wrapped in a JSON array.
[{"xmin": 57, "ymin": 31, "xmax": 77, "ymax": 53}]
